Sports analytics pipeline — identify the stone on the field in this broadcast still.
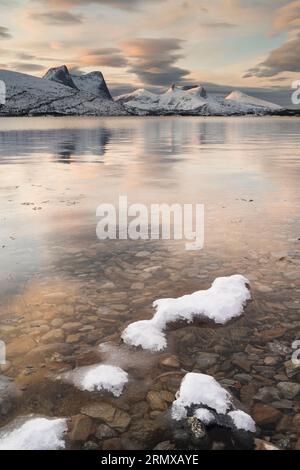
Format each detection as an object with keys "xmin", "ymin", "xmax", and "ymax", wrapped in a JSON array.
[
  {"xmin": 102, "ymin": 438, "xmax": 123, "ymax": 450},
  {"xmin": 130, "ymin": 282, "xmax": 144, "ymax": 290},
  {"xmin": 83, "ymin": 441, "xmax": 99, "ymax": 450},
  {"xmin": 51, "ymin": 318, "xmax": 63, "ymax": 328},
  {"xmin": 252, "ymin": 403, "xmax": 282, "ymax": 426},
  {"xmin": 264, "ymin": 356, "xmax": 279, "ymax": 366},
  {"xmin": 232, "ymin": 354, "xmax": 252, "ymax": 372},
  {"xmin": 146, "ymin": 391, "xmax": 168, "ymax": 411},
  {"xmin": 276, "ymin": 415, "xmax": 293, "ymax": 432},
  {"xmin": 40, "ymin": 329, "xmax": 64, "ymax": 344},
  {"xmin": 284, "ymin": 360, "xmax": 300, "ymax": 378},
  {"xmin": 6, "ymin": 337, "xmax": 36, "ymax": 357},
  {"xmin": 135, "ymin": 251, "xmax": 151, "ymax": 258},
  {"xmin": 277, "ymin": 381, "xmax": 300, "ymax": 399},
  {"xmin": 254, "ymin": 386, "xmax": 280, "ymax": 403},
  {"xmin": 294, "ymin": 438, "xmax": 300, "ymax": 450},
  {"xmin": 255, "ymin": 438, "xmax": 280, "ymax": 450},
  {"xmin": 154, "ymin": 441, "xmax": 176, "ymax": 450},
  {"xmin": 66, "ymin": 334, "xmax": 81, "ymax": 343},
  {"xmin": 69, "ymin": 415, "xmax": 93, "ymax": 442},
  {"xmin": 160, "ymin": 355, "xmax": 180, "ymax": 369},
  {"xmin": 256, "ymin": 328, "xmax": 286, "ymax": 341},
  {"xmin": 95, "ymin": 424, "xmax": 117, "ymax": 440},
  {"xmin": 81, "ymin": 402, "xmax": 131, "ymax": 432},
  {"xmin": 62, "ymin": 322, "xmax": 82, "ymax": 332},
  {"xmin": 195, "ymin": 352, "xmax": 219, "ymax": 370},
  {"xmin": 292, "ymin": 414, "xmax": 300, "ymax": 432},
  {"xmin": 240, "ymin": 384, "xmax": 256, "ymax": 405},
  {"xmin": 234, "ymin": 373, "xmax": 252, "ymax": 384}
]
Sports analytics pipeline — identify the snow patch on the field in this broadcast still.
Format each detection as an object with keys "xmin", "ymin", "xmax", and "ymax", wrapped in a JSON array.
[
  {"xmin": 194, "ymin": 408, "xmax": 216, "ymax": 425},
  {"xmin": 172, "ymin": 373, "xmax": 232, "ymax": 419},
  {"xmin": 61, "ymin": 364, "xmax": 128, "ymax": 397},
  {"xmin": 228, "ymin": 410, "xmax": 256, "ymax": 432},
  {"xmin": 172, "ymin": 373, "xmax": 256, "ymax": 433},
  {"xmin": 0, "ymin": 416, "xmax": 67, "ymax": 450},
  {"xmin": 122, "ymin": 275, "xmax": 250, "ymax": 352}
]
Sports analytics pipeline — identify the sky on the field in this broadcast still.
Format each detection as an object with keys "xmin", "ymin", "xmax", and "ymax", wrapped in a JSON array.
[{"xmin": 0, "ymin": 0, "xmax": 299, "ymax": 97}]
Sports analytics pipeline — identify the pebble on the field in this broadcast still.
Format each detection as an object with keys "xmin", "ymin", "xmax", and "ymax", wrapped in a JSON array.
[
  {"xmin": 277, "ymin": 382, "xmax": 300, "ymax": 399},
  {"xmin": 252, "ymin": 403, "xmax": 282, "ymax": 425}
]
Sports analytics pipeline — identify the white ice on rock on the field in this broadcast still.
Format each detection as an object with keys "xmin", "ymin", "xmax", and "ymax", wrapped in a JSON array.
[
  {"xmin": 172, "ymin": 373, "xmax": 232, "ymax": 419},
  {"xmin": 0, "ymin": 416, "xmax": 67, "ymax": 450},
  {"xmin": 122, "ymin": 275, "xmax": 250, "ymax": 352},
  {"xmin": 61, "ymin": 364, "xmax": 128, "ymax": 397},
  {"xmin": 228, "ymin": 410, "xmax": 256, "ymax": 433},
  {"xmin": 172, "ymin": 373, "xmax": 256, "ymax": 433}
]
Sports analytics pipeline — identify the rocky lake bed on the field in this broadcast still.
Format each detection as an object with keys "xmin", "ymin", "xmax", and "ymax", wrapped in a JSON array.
[{"xmin": 0, "ymin": 116, "xmax": 299, "ymax": 450}]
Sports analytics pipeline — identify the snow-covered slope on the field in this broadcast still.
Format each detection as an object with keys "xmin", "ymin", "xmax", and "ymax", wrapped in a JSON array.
[
  {"xmin": 0, "ymin": 69, "xmax": 125, "ymax": 116},
  {"xmin": 225, "ymin": 90, "xmax": 282, "ymax": 111},
  {"xmin": 116, "ymin": 84, "xmax": 282, "ymax": 116}
]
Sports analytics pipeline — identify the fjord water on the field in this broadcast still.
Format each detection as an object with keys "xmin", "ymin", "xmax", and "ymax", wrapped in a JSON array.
[{"xmin": 0, "ymin": 116, "xmax": 299, "ymax": 449}]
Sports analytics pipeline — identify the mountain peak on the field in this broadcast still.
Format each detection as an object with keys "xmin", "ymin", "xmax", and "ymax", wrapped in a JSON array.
[{"xmin": 43, "ymin": 65, "xmax": 78, "ymax": 90}]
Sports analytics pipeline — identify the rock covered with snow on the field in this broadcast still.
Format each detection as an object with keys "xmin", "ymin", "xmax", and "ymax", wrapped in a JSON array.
[
  {"xmin": 43, "ymin": 65, "xmax": 78, "ymax": 90},
  {"xmin": 61, "ymin": 364, "xmax": 128, "ymax": 397},
  {"xmin": 122, "ymin": 274, "xmax": 251, "ymax": 352},
  {"xmin": 116, "ymin": 84, "xmax": 282, "ymax": 116},
  {"xmin": 171, "ymin": 373, "xmax": 255, "ymax": 449},
  {"xmin": 0, "ymin": 416, "xmax": 67, "ymax": 450},
  {"xmin": 0, "ymin": 69, "xmax": 126, "ymax": 116}
]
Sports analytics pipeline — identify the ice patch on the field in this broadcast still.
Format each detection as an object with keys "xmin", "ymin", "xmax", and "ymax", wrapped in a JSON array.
[
  {"xmin": 0, "ymin": 416, "xmax": 67, "ymax": 450},
  {"xmin": 172, "ymin": 373, "xmax": 256, "ymax": 433},
  {"xmin": 122, "ymin": 275, "xmax": 250, "ymax": 352},
  {"xmin": 61, "ymin": 364, "xmax": 128, "ymax": 397}
]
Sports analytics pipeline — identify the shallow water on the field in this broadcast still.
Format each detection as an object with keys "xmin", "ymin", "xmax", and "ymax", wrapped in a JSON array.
[{"xmin": 0, "ymin": 116, "xmax": 299, "ymax": 449}]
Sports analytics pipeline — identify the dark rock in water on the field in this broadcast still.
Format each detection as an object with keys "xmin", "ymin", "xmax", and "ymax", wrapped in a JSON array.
[
  {"xmin": 43, "ymin": 65, "xmax": 78, "ymax": 90},
  {"xmin": 172, "ymin": 404, "xmax": 255, "ymax": 450}
]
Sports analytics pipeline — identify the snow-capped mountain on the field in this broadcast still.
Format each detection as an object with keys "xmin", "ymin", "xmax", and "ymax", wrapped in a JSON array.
[
  {"xmin": 71, "ymin": 72, "xmax": 112, "ymax": 100},
  {"xmin": 116, "ymin": 84, "xmax": 283, "ymax": 116},
  {"xmin": 43, "ymin": 65, "xmax": 78, "ymax": 90},
  {"xmin": 43, "ymin": 66, "xmax": 112, "ymax": 101},
  {"xmin": 225, "ymin": 90, "xmax": 282, "ymax": 111},
  {"xmin": 0, "ymin": 66, "xmax": 286, "ymax": 117},
  {"xmin": 0, "ymin": 69, "xmax": 125, "ymax": 116}
]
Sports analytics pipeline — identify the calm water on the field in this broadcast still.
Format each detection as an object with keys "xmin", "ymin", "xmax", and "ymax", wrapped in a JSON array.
[{"xmin": 0, "ymin": 116, "xmax": 299, "ymax": 449}]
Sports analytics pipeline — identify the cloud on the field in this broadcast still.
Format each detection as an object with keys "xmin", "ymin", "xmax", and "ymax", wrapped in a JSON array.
[
  {"xmin": 8, "ymin": 62, "xmax": 45, "ymax": 72},
  {"xmin": 0, "ymin": 26, "xmax": 12, "ymax": 39},
  {"xmin": 245, "ymin": 33, "xmax": 300, "ymax": 77},
  {"xmin": 79, "ymin": 48, "xmax": 128, "ymax": 67},
  {"xmin": 29, "ymin": 11, "xmax": 84, "ymax": 25},
  {"xmin": 203, "ymin": 22, "xmax": 237, "ymax": 28},
  {"xmin": 36, "ymin": 0, "xmax": 159, "ymax": 10},
  {"xmin": 273, "ymin": 0, "xmax": 300, "ymax": 33},
  {"xmin": 122, "ymin": 38, "xmax": 190, "ymax": 86}
]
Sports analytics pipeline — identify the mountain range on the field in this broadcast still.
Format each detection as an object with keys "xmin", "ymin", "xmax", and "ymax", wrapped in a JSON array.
[{"xmin": 0, "ymin": 65, "xmax": 296, "ymax": 117}]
